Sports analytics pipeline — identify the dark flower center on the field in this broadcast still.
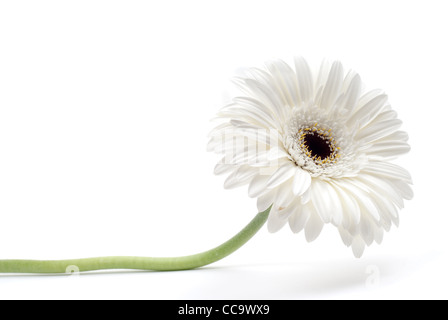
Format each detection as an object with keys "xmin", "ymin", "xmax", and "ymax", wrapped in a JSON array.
[{"xmin": 303, "ymin": 133, "xmax": 332, "ymax": 160}]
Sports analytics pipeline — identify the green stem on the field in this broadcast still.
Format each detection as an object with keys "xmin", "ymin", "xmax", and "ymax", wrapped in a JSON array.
[{"xmin": 0, "ymin": 206, "xmax": 271, "ymax": 274}]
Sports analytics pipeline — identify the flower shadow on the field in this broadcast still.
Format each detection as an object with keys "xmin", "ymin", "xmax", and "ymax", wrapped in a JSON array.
[
  {"xmin": 0, "ymin": 253, "xmax": 432, "ymax": 299},
  {"xmin": 184, "ymin": 255, "xmax": 417, "ymax": 299}
]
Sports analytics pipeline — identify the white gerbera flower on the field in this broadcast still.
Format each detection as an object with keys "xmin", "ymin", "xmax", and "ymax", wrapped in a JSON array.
[{"xmin": 208, "ymin": 57, "xmax": 413, "ymax": 257}]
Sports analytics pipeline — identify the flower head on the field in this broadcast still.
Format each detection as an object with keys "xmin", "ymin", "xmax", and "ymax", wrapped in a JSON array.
[{"xmin": 208, "ymin": 57, "xmax": 413, "ymax": 257}]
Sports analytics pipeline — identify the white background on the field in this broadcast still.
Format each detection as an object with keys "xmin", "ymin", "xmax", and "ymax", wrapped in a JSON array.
[{"xmin": 0, "ymin": 0, "xmax": 446, "ymax": 300}]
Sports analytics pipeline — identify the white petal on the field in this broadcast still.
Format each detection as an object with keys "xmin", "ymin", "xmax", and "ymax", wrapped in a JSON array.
[
  {"xmin": 267, "ymin": 206, "xmax": 289, "ymax": 233},
  {"xmin": 365, "ymin": 141, "xmax": 411, "ymax": 158},
  {"xmin": 362, "ymin": 161, "xmax": 412, "ymax": 184},
  {"xmin": 347, "ymin": 94, "xmax": 388, "ymax": 129},
  {"xmin": 232, "ymin": 96, "xmax": 279, "ymax": 127},
  {"xmin": 329, "ymin": 189, "xmax": 344, "ymax": 226},
  {"xmin": 338, "ymin": 227, "xmax": 353, "ymax": 247},
  {"xmin": 257, "ymin": 188, "xmax": 276, "ymax": 212},
  {"xmin": 266, "ymin": 59, "xmax": 300, "ymax": 107},
  {"xmin": 267, "ymin": 147, "xmax": 290, "ymax": 162},
  {"xmin": 356, "ymin": 174, "xmax": 404, "ymax": 209},
  {"xmin": 237, "ymin": 165, "xmax": 259, "ymax": 180},
  {"xmin": 354, "ymin": 89, "xmax": 384, "ymax": 113},
  {"xmin": 304, "ymin": 205, "xmax": 324, "ymax": 242},
  {"xmin": 300, "ymin": 188, "xmax": 311, "ymax": 204},
  {"xmin": 315, "ymin": 59, "xmax": 332, "ymax": 96},
  {"xmin": 294, "ymin": 56, "xmax": 313, "ymax": 103},
  {"xmin": 336, "ymin": 179, "xmax": 380, "ymax": 222},
  {"xmin": 313, "ymin": 84, "xmax": 324, "ymax": 108},
  {"xmin": 231, "ymin": 149, "xmax": 269, "ymax": 167},
  {"xmin": 371, "ymin": 109, "xmax": 397, "ymax": 123},
  {"xmin": 289, "ymin": 203, "xmax": 310, "ymax": 233},
  {"xmin": 292, "ymin": 168, "xmax": 312, "ymax": 196},
  {"xmin": 360, "ymin": 196, "xmax": 381, "ymax": 222},
  {"xmin": 351, "ymin": 236, "xmax": 366, "ymax": 258},
  {"xmin": 248, "ymin": 174, "xmax": 270, "ymax": 198},
  {"xmin": 224, "ymin": 166, "xmax": 258, "ymax": 189},
  {"xmin": 229, "ymin": 119, "xmax": 260, "ymax": 129},
  {"xmin": 206, "ymin": 137, "xmax": 219, "ymax": 152},
  {"xmin": 218, "ymin": 106, "xmax": 276, "ymax": 129},
  {"xmin": 345, "ymin": 191, "xmax": 361, "ymax": 225},
  {"xmin": 266, "ymin": 162, "xmax": 297, "ymax": 189},
  {"xmin": 207, "ymin": 122, "xmax": 232, "ymax": 138},
  {"xmin": 368, "ymin": 186, "xmax": 398, "ymax": 222},
  {"xmin": 310, "ymin": 179, "xmax": 340, "ymax": 223},
  {"xmin": 247, "ymin": 75, "xmax": 289, "ymax": 122},
  {"xmin": 214, "ymin": 161, "xmax": 235, "ymax": 175},
  {"xmin": 341, "ymin": 69, "xmax": 358, "ymax": 93},
  {"xmin": 354, "ymin": 188, "xmax": 381, "ymax": 222},
  {"xmin": 374, "ymin": 227, "xmax": 384, "ymax": 245},
  {"xmin": 223, "ymin": 176, "xmax": 247, "ymax": 189},
  {"xmin": 388, "ymin": 179, "xmax": 414, "ymax": 200},
  {"xmin": 355, "ymin": 119, "xmax": 403, "ymax": 143},
  {"xmin": 392, "ymin": 214, "xmax": 399, "ymax": 228},
  {"xmin": 376, "ymin": 130, "xmax": 409, "ymax": 143},
  {"xmin": 330, "ymin": 181, "xmax": 360, "ymax": 229},
  {"xmin": 274, "ymin": 178, "xmax": 295, "ymax": 208},
  {"xmin": 278, "ymin": 198, "xmax": 300, "ymax": 219},
  {"xmin": 223, "ymin": 125, "xmax": 270, "ymax": 145},
  {"xmin": 341, "ymin": 73, "xmax": 362, "ymax": 114},
  {"xmin": 360, "ymin": 216, "xmax": 374, "ymax": 246},
  {"xmin": 236, "ymin": 77, "xmax": 286, "ymax": 122},
  {"xmin": 320, "ymin": 61, "xmax": 344, "ymax": 110}
]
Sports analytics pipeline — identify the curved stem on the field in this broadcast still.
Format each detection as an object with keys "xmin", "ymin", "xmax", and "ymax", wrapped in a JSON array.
[{"xmin": 0, "ymin": 206, "xmax": 271, "ymax": 274}]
